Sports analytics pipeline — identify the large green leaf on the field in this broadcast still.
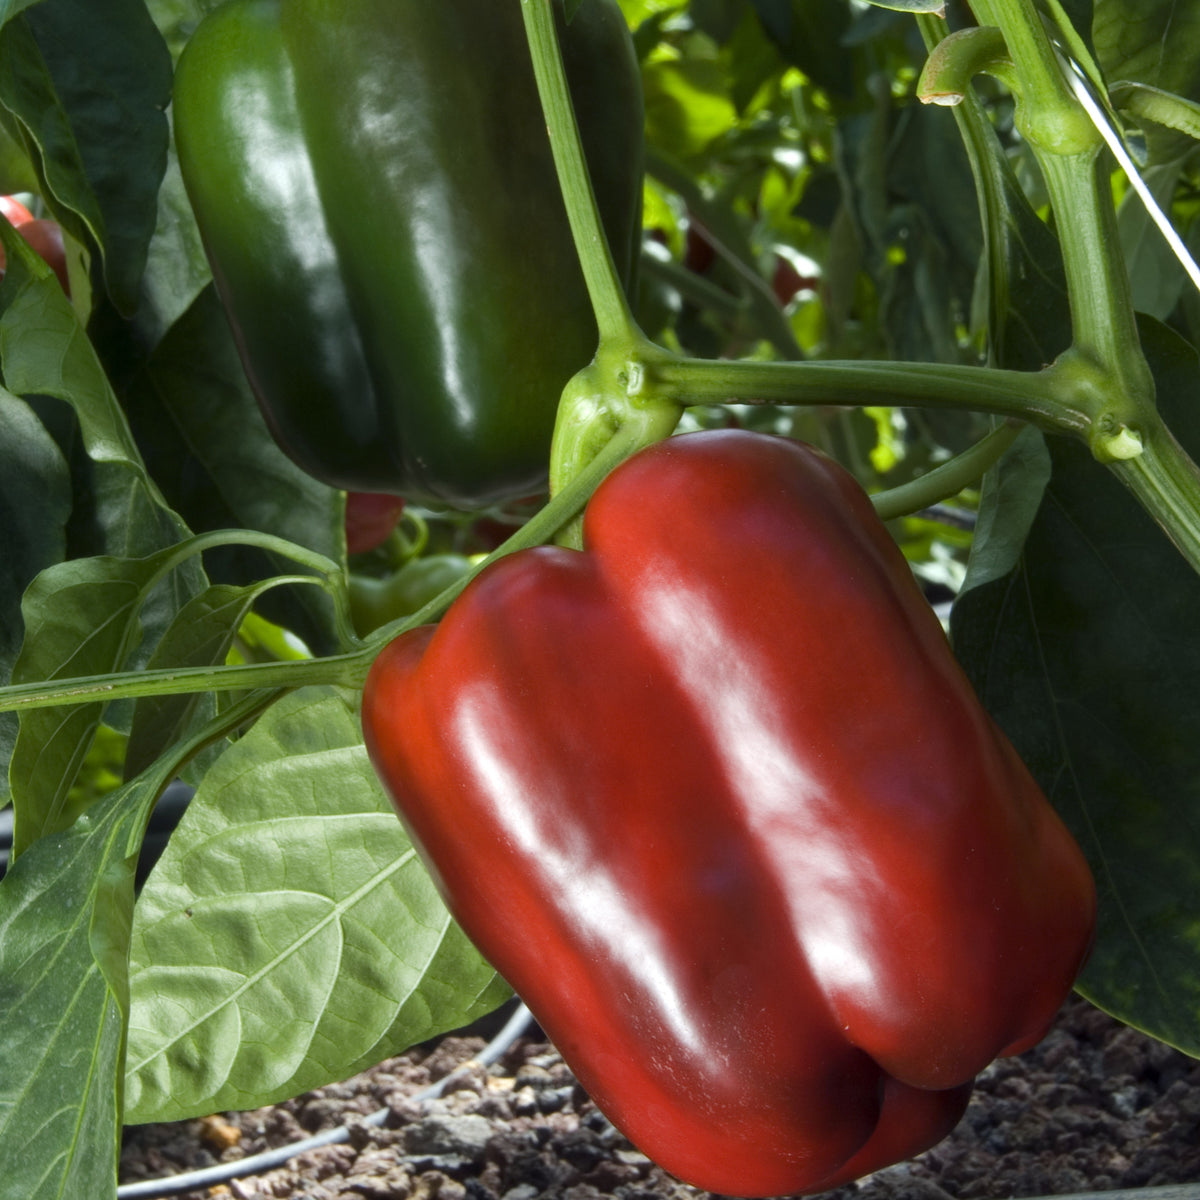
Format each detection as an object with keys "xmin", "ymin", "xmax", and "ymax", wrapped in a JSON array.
[
  {"xmin": 953, "ymin": 318, "xmax": 1200, "ymax": 1056},
  {"xmin": 125, "ymin": 687, "xmax": 510, "ymax": 1123},
  {"xmin": 1093, "ymin": 0, "xmax": 1200, "ymax": 104},
  {"xmin": 0, "ymin": 771, "xmax": 158, "ymax": 1200}
]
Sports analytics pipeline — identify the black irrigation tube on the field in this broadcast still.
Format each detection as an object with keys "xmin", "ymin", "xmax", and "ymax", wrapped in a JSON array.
[{"xmin": 117, "ymin": 1000, "xmax": 535, "ymax": 1199}]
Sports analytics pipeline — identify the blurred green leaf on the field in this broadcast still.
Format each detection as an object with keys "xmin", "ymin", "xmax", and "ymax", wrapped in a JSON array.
[
  {"xmin": 750, "ymin": 0, "xmax": 854, "ymax": 99},
  {"xmin": 643, "ymin": 51, "xmax": 739, "ymax": 160},
  {"xmin": 857, "ymin": 0, "xmax": 945, "ymax": 11},
  {"xmin": 126, "ymin": 687, "xmax": 510, "ymax": 1123}
]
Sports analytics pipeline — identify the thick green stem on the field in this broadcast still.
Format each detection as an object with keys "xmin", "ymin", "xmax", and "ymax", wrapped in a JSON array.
[
  {"xmin": 520, "ymin": 0, "xmax": 637, "ymax": 343},
  {"xmin": 967, "ymin": 0, "xmax": 1096, "ymax": 155},
  {"xmin": 651, "ymin": 355, "xmax": 1091, "ymax": 437},
  {"xmin": 1038, "ymin": 151, "xmax": 1156, "ymax": 418}
]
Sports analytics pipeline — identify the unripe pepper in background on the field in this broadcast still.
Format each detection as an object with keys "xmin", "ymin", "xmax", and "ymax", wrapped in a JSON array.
[
  {"xmin": 350, "ymin": 554, "xmax": 475, "ymax": 637},
  {"xmin": 362, "ymin": 429, "xmax": 1097, "ymax": 1197},
  {"xmin": 172, "ymin": 0, "xmax": 643, "ymax": 508}
]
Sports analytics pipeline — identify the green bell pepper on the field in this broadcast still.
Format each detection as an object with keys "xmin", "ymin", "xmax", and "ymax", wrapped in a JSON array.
[
  {"xmin": 349, "ymin": 554, "xmax": 476, "ymax": 637},
  {"xmin": 173, "ymin": 0, "xmax": 643, "ymax": 508}
]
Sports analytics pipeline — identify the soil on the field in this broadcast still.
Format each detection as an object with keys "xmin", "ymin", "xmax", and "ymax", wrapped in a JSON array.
[{"xmin": 118, "ymin": 995, "xmax": 1200, "ymax": 1200}]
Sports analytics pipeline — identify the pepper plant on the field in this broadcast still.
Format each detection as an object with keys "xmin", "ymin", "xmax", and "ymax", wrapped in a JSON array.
[{"xmin": 0, "ymin": 0, "xmax": 1198, "ymax": 1196}]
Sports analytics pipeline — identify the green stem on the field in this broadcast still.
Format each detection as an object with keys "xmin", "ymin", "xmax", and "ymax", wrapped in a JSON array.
[
  {"xmin": 146, "ymin": 526, "xmax": 360, "ymax": 650},
  {"xmin": 872, "ymin": 420, "xmax": 1023, "ymax": 522},
  {"xmin": 0, "ymin": 651, "xmax": 370, "ymax": 713},
  {"xmin": 520, "ymin": 0, "xmax": 636, "ymax": 343},
  {"xmin": 650, "ymin": 355, "xmax": 1091, "ymax": 436},
  {"xmin": 1108, "ymin": 410, "xmax": 1200, "ymax": 576},
  {"xmin": 1038, "ymin": 150, "xmax": 1156, "ymax": 417},
  {"xmin": 967, "ymin": 0, "xmax": 1096, "ymax": 154}
]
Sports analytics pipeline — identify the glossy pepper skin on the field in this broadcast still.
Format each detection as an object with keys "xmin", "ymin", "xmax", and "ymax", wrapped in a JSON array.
[
  {"xmin": 362, "ymin": 430, "xmax": 1096, "ymax": 1197},
  {"xmin": 172, "ymin": 0, "xmax": 643, "ymax": 508}
]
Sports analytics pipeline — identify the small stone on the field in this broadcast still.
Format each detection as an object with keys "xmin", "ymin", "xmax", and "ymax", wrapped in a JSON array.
[
  {"xmin": 404, "ymin": 1113, "xmax": 493, "ymax": 1162},
  {"xmin": 197, "ymin": 1114, "xmax": 243, "ymax": 1152}
]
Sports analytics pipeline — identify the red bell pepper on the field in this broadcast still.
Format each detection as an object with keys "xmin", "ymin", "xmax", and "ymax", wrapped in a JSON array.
[
  {"xmin": 362, "ymin": 429, "xmax": 1096, "ymax": 1197},
  {"xmin": 344, "ymin": 492, "xmax": 406, "ymax": 556}
]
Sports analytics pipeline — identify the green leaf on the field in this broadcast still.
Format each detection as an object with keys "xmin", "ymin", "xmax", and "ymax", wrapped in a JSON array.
[
  {"xmin": 1093, "ymin": 0, "xmax": 1200, "ymax": 163},
  {"xmin": 0, "ymin": 773, "xmax": 158, "ymax": 1200},
  {"xmin": 0, "ymin": 0, "xmax": 172, "ymax": 314},
  {"xmin": 8, "ymin": 544, "xmax": 197, "ymax": 856},
  {"xmin": 124, "ymin": 581, "xmax": 275, "ymax": 780},
  {"xmin": 749, "ymin": 0, "xmax": 854, "ymax": 99},
  {"xmin": 125, "ymin": 687, "xmax": 510, "ymax": 1124},
  {"xmin": 133, "ymin": 143, "xmax": 212, "ymax": 353},
  {"xmin": 952, "ymin": 317, "xmax": 1200, "ymax": 1057},
  {"xmin": 0, "ymin": 218, "xmax": 187, "ymax": 560},
  {"xmin": 1094, "ymin": 0, "xmax": 1200, "ymax": 105},
  {"xmin": 123, "ymin": 285, "xmax": 343, "ymax": 655},
  {"xmin": 0, "ymin": 388, "xmax": 71, "ymax": 804},
  {"xmin": 858, "ymin": 0, "xmax": 945, "ymax": 12},
  {"xmin": 1117, "ymin": 159, "xmax": 1194, "ymax": 321},
  {"xmin": 958, "ymin": 424, "xmax": 1051, "ymax": 590},
  {"xmin": 642, "ymin": 52, "xmax": 739, "ymax": 162}
]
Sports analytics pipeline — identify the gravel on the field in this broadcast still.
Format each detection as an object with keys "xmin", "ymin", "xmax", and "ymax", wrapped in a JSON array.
[{"xmin": 118, "ymin": 996, "xmax": 1200, "ymax": 1200}]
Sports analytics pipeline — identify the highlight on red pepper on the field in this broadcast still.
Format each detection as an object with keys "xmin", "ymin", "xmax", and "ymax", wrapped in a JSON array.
[
  {"xmin": 362, "ymin": 429, "xmax": 1097, "ymax": 1198},
  {"xmin": 0, "ymin": 194, "xmax": 70, "ymax": 293}
]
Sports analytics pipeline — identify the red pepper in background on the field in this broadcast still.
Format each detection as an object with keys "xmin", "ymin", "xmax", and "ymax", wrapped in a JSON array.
[
  {"xmin": 345, "ymin": 492, "xmax": 407, "ymax": 556},
  {"xmin": 0, "ymin": 195, "xmax": 69, "ymax": 293},
  {"xmin": 363, "ymin": 429, "xmax": 1096, "ymax": 1197}
]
